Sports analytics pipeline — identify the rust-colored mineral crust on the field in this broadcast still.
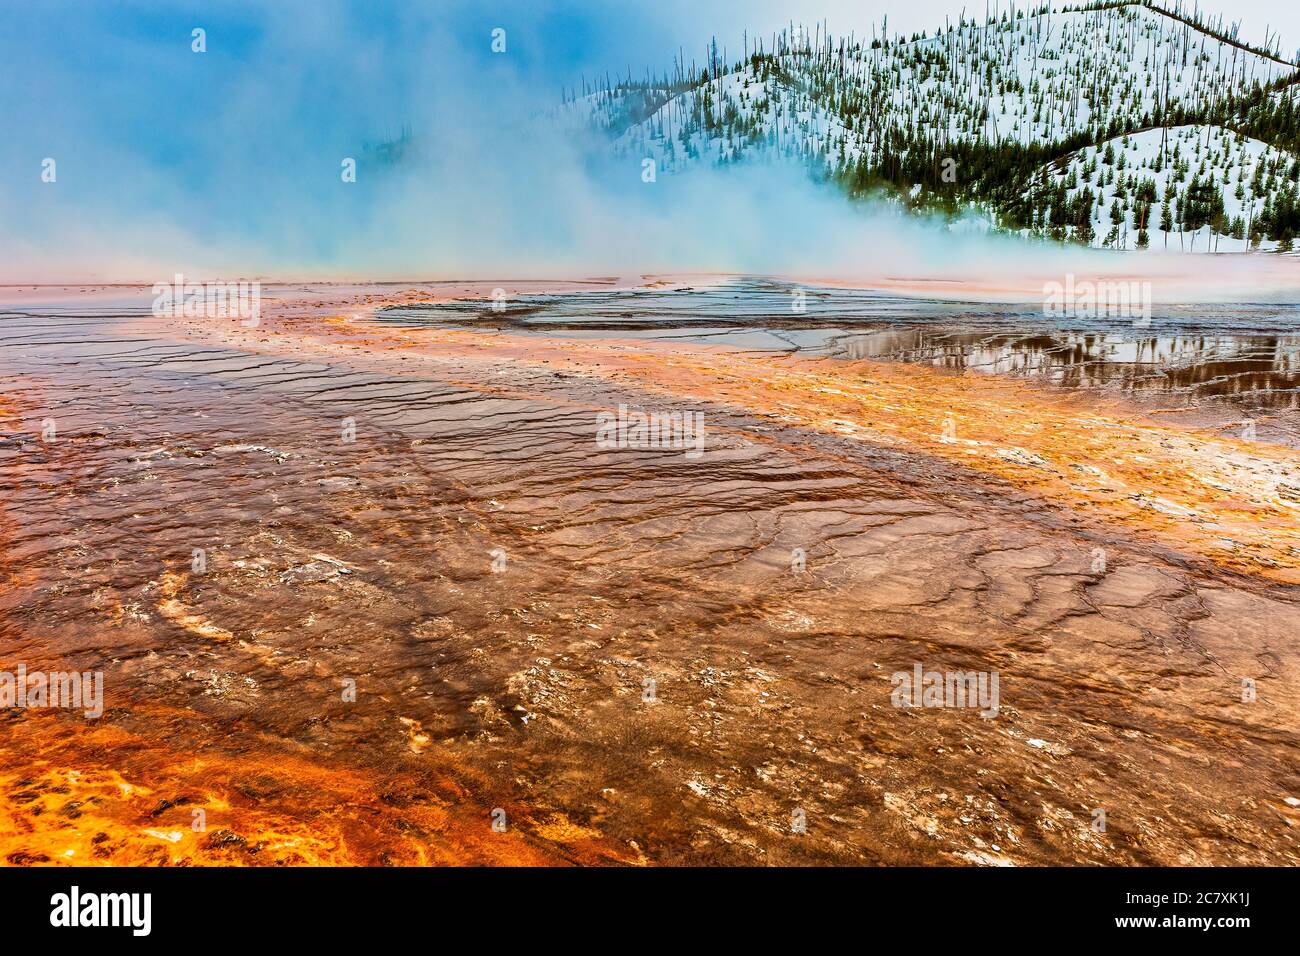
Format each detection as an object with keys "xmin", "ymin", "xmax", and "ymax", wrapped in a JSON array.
[{"xmin": 1, "ymin": 281, "xmax": 1296, "ymax": 866}]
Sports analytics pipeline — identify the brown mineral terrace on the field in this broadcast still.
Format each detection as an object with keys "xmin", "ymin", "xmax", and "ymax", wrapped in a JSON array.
[{"xmin": 0, "ymin": 277, "xmax": 1296, "ymax": 866}]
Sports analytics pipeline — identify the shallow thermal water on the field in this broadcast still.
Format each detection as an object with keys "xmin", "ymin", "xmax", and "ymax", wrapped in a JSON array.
[
  {"xmin": 383, "ymin": 278, "xmax": 1300, "ymax": 430},
  {"xmin": 1, "ymin": 281, "xmax": 1297, "ymax": 866}
]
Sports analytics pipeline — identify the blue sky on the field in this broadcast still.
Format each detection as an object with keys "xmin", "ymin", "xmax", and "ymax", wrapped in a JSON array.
[{"xmin": 2, "ymin": 1, "xmax": 1298, "ymax": 279}]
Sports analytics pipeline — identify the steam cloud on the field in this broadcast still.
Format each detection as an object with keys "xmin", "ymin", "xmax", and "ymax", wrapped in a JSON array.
[{"xmin": 1, "ymin": 0, "xmax": 1296, "ymax": 300}]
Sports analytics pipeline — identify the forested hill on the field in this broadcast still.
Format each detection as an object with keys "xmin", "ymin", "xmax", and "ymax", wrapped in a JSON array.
[{"xmin": 564, "ymin": 1, "xmax": 1300, "ymax": 251}]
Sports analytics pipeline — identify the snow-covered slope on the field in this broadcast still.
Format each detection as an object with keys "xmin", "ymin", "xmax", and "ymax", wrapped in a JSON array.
[
  {"xmin": 566, "ymin": 1, "xmax": 1300, "ymax": 250},
  {"xmin": 1025, "ymin": 125, "xmax": 1300, "ymax": 250}
]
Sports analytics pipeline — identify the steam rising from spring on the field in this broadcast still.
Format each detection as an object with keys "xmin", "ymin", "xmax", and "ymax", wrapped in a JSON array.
[{"xmin": 0, "ymin": 0, "xmax": 1296, "ymax": 297}]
